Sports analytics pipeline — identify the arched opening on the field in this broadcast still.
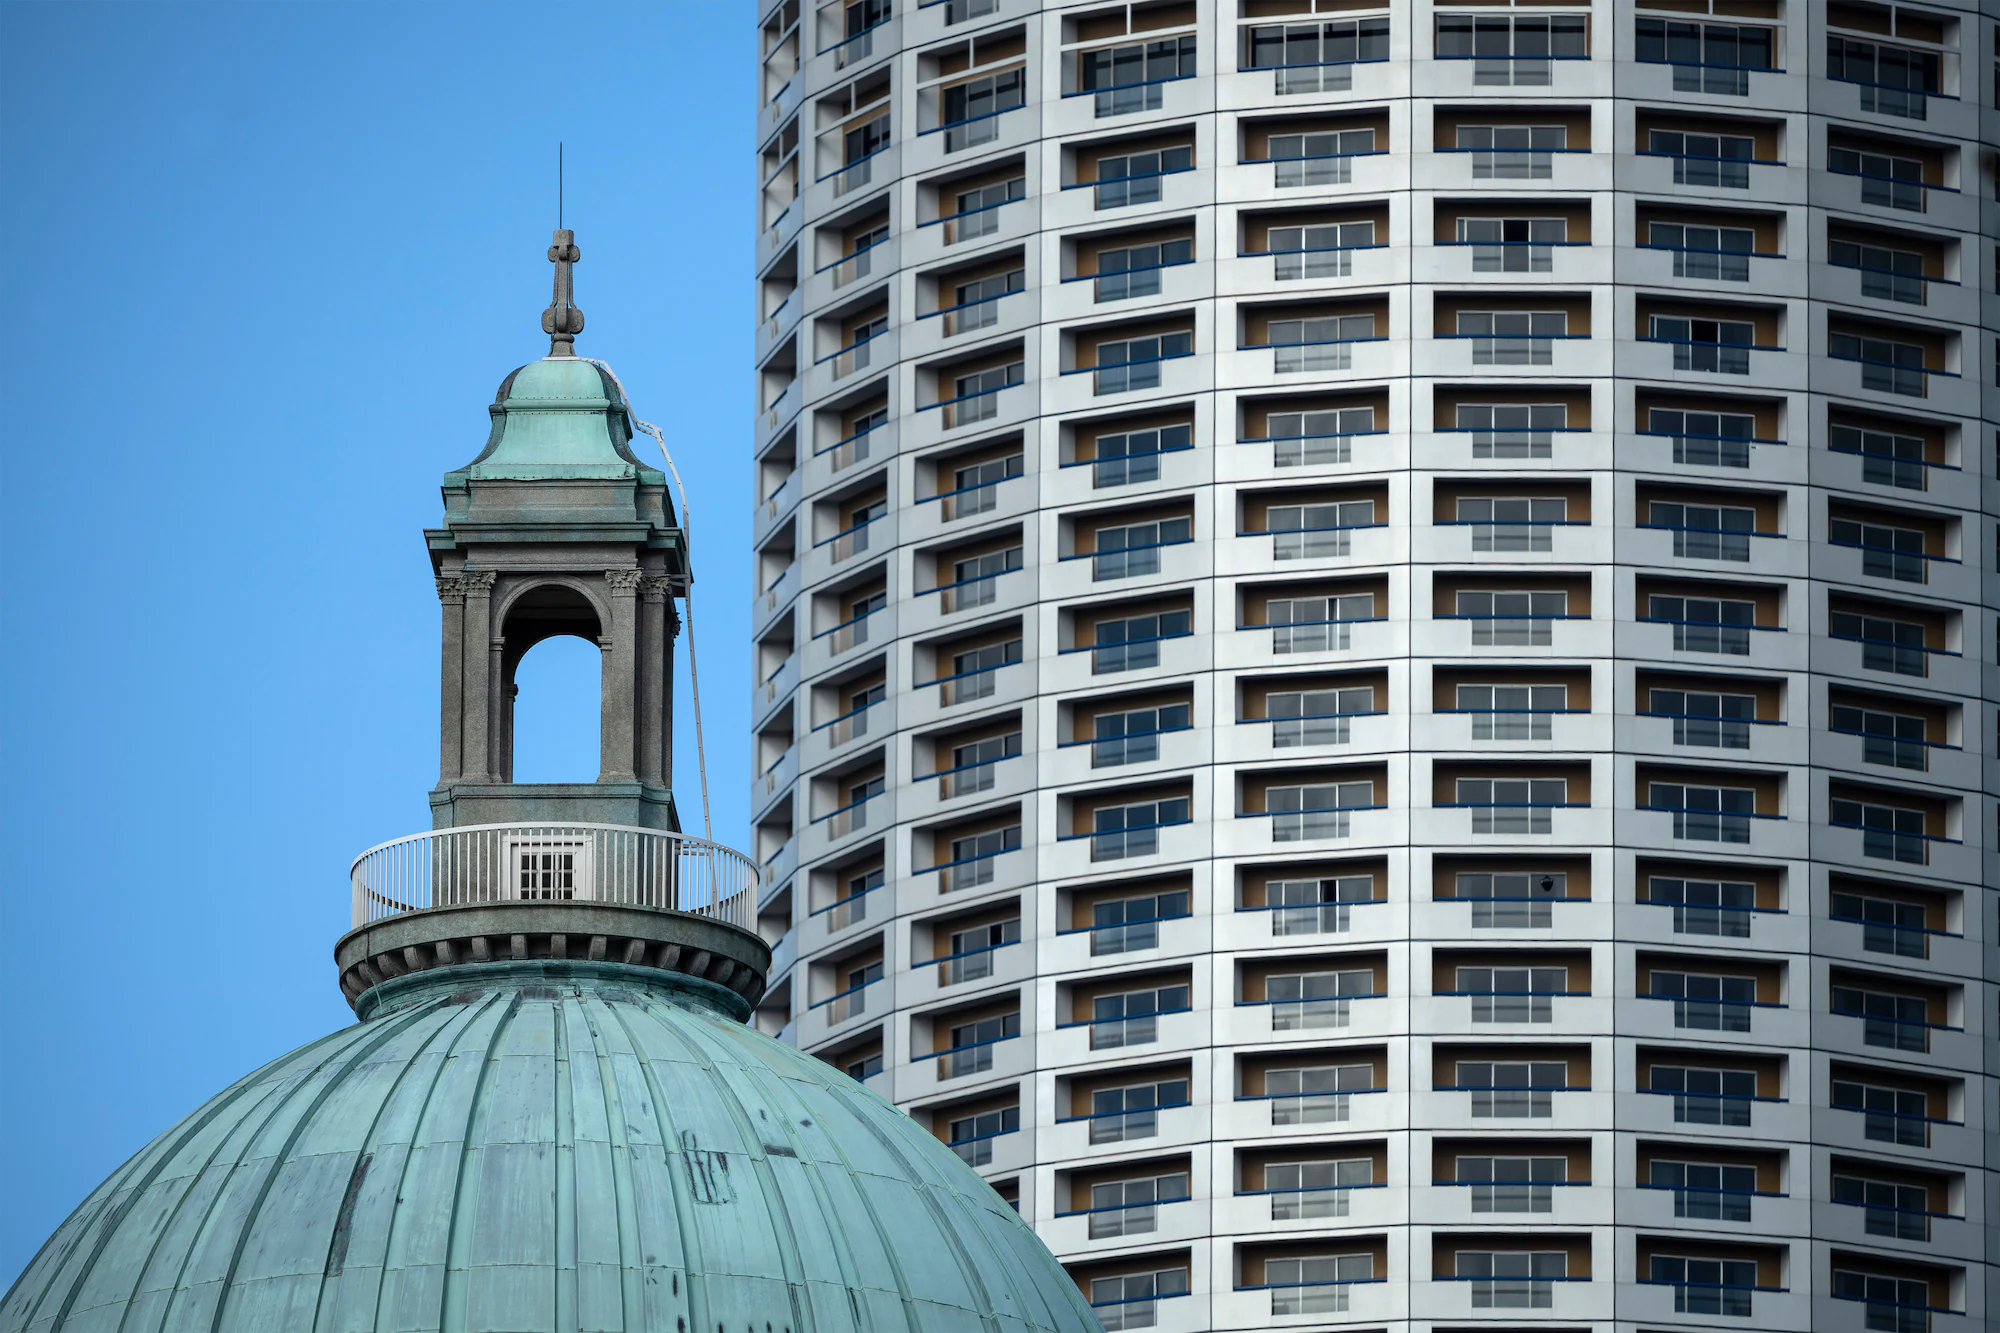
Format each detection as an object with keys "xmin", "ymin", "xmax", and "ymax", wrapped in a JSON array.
[{"xmin": 502, "ymin": 584, "xmax": 603, "ymax": 783}]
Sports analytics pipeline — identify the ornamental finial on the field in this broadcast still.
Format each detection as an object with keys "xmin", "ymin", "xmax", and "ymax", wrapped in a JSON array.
[{"xmin": 542, "ymin": 229, "xmax": 584, "ymax": 357}]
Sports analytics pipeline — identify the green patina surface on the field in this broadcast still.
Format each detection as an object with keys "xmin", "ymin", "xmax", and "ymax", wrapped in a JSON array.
[
  {"xmin": 450, "ymin": 357, "xmax": 668, "ymax": 483},
  {"xmin": 3, "ymin": 964, "xmax": 1101, "ymax": 1333}
]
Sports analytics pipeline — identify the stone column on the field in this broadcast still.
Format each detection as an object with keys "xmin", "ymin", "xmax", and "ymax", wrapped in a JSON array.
[
  {"xmin": 436, "ymin": 574, "xmax": 466, "ymax": 783},
  {"xmin": 662, "ymin": 599, "xmax": 681, "ymax": 789},
  {"xmin": 601, "ymin": 570, "xmax": 643, "ymax": 782},
  {"xmin": 638, "ymin": 577, "xmax": 673, "ymax": 788},
  {"xmin": 461, "ymin": 571, "xmax": 497, "ymax": 782}
]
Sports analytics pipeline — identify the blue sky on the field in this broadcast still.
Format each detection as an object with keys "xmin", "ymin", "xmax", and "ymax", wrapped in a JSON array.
[{"xmin": 0, "ymin": 3, "xmax": 754, "ymax": 1278}]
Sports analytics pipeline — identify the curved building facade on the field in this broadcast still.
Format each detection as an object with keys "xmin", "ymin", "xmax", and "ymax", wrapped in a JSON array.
[{"xmin": 749, "ymin": 2, "xmax": 1997, "ymax": 1329}]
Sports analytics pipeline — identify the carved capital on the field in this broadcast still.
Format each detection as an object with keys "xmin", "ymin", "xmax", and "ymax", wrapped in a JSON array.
[
  {"xmin": 606, "ymin": 569, "xmax": 645, "ymax": 595},
  {"xmin": 664, "ymin": 603, "xmax": 683, "ymax": 639},
  {"xmin": 462, "ymin": 570, "xmax": 498, "ymax": 596},
  {"xmin": 641, "ymin": 576, "xmax": 674, "ymax": 605},
  {"xmin": 435, "ymin": 575, "xmax": 466, "ymax": 606}
]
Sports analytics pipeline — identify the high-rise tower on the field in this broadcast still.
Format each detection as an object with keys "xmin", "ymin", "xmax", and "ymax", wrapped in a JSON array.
[{"xmin": 750, "ymin": 3, "xmax": 1997, "ymax": 1329}]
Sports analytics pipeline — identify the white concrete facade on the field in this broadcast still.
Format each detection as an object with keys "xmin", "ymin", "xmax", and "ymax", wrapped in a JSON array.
[{"xmin": 750, "ymin": 0, "xmax": 1998, "ymax": 1328}]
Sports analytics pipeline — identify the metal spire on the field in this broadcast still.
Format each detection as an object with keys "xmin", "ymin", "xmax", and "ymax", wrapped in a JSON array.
[{"xmin": 542, "ymin": 228, "xmax": 584, "ymax": 357}]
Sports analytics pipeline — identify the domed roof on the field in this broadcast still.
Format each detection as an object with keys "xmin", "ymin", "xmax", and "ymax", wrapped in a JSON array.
[
  {"xmin": 447, "ymin": 356, "xmax": 662, "ymax": 483},
  {"xmin": 3, "ymin": 960, "xmax": 1099, "ymax": 1333}
]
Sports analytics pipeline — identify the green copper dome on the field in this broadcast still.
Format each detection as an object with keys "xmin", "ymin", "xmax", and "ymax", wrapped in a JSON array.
[
  {"xmin": 447, "ymin": 357, "xmax": 666, "ymax": 482},
  {"xmin": 2, "ymin": 959, "xmax": 1098, "ymax": 1333}
]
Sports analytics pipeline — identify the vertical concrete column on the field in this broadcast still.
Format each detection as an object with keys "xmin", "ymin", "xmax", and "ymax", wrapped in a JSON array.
[
  {"xmin": 602, "ymin": 569, "xmax": 643, "ymax": 782},
  {"xmin": 638, "ymin": 577, "xmax": 673, "ymax": 788},
  {"xmin": 662, "ymin": 599, "xmax": 681, "ymax": 790},
  {"xmin": 462, "ymin": 570, "xmax": 496, "ymax": 782},
  {"xmin": 435, "ymin": 574, "xmax": 466, "ymax": 783}
]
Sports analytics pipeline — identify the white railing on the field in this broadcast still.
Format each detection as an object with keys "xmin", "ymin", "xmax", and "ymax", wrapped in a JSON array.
[{"xmin": 350, "ymin": 823, "xmax": 758, "ymax": 932}]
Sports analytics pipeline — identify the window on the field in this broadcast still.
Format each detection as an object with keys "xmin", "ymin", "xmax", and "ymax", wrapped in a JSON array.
[
  {"xmin": 1647, "ymin": 407, "xmax": 1756, "ymax": 467},
  {"xmin": 1096, "ymin": 238, "xmax": 1193, "ymax": 301},
  {"xmin": 1647, "ymin": 594, "xmax": 1755, "ymax": 655},
  {"xmin": 1266, "ymin": 1157, "xmax": 1371, "ymax": 1218},
  {"xmin": 1457, "ymin": 966, "xmax": 1568, "ymax": 1022},
  {"xmin": 1833, "ymin": 1269, "xmax": 1935, "ymax": 1332},
  {"xmin": 1648, "ymin": 688, "xmax": 1755, "ymax": 748},
  {"xmin": 1649, "ymin": 221, "xmax": 1756, "ymax": 280},
  {"xmin": 1090, "ymin": 888, "xmax": 1190, "ymax": 955},
  {"xmin": 1832, "ymin": 984, "xmax": 1932, "ymax": 1051},
  {"xmin": 829, "ymin": 957, "xmax": 883, "ymax": 1021},
  {"xmin": 1458, "ymin": 217, "xmax": 1566, "ymax": 272},
  {"xmin": 1086, "ymin": 1171, "xmax": 1188, "ymax": 1239},
  {"xmin": 845, "ymin": 1050, "xmax": 884, "ymax": 1081},
  {"xmin": 1268, "ymin": 779, "xmax": 1374, "ymax": 841},
  {"xmin": 1457, "ymin": 1059, "xmax": 1568, "ymax": 1117},
  {"xmin": 1268, "ymin": 686, "xmax": 1374, "ymax": 747},
  {"xmin": 1092, "ymin": 702, "xmax": 1190, "ymax": 767},
  {"xmin": 1093, "ymin": 332, "xmax": 1192, "ymax": 394},
  {"xmin": 1830, "ymin": 332, "xmax": 1927, "ymax": 396},
  {"xmin": 1832, "ymin": 1175, "xmax": 1933, "ymax": 1240},
  {"xmin": 1828, "ymin": 35, "xmax": 1941, "ymax": 119},
  {"xmin": 1650, "ymin": 1064, "xmax": 1756, "ymax": 1126},
  {"xmin": 946, "ymin": 453, "xmax": 1022, "ymax": 517},
  {"xmin": 1266, "ymin": 967, "xmax": 1374, "ymax": 1029},
  {"xmin": 1266, "ymin": 593, "xmax": 1375, "ymax": 653},
  {"xmin": 1091, "ymin": 423, "xmax": 1190, "ymax": 487},
  {"xmin": 1456, "ymin": 869, "xmax": 1566, "ymax": 928},
  {"xmin": 1269, "ymin": 221, "xmax": 1376, "ymax": 279},
  {"xmin": 1454, "ymin": 777, "xmax": 1570, "ymax": 834},
  {"xmin": 1080, "ymin": 35, "xmax": 1196, "ymax": 117},
  {"xmin": 1264, "ymin": 1062, "xmax": 1375, "ymax": 1124},
  {"xmin": 1830, "ymin": 422, "xmax": 1929, "ymax": 489},
  {"xmin": 1649, "ymin": 501, "xmax": 1756, "ymax": 561},
  {"xmin": 1247, "ymin": 19, "xmax": 1389, "ymax": 93},
  {"xmin": 1268, "ymin": 313, "xmax": 1377, "ymax": 373},
  {"xmin": 1649, "ymin": 315, "xmax": 1755, "ymax": 373},
  {"xmin": 1829, "ymin": 144, "xmax": 1925, "ymax": 211},
  {"xmin": 945, "ymin": 546, "xmax": 1021, "ymax": 609},
  {"xmin": 1267, "ymin": 499, "xmax": 1375, "ymax": 558},
  {"xmin": 1457, "ymin": 1250, "xmax": 1567, "ymax": 1308},
  {"xmin": 1094, "ymin": 516, "xmax": 1191, "ymax": 579},
  {"xmin": 1456, "ymin": 124, "xmax": 1566, "ymax": 179},
  {"xmin": 1091, "ymin": 796, "xmax": 1190, "ymax": 860},
  {"xmin": 842, "ymin": 113, "xmax": 891, "ymax": 170},
  {"xmin": 1648, "ymin": 128, "xmax": 1755, "ymax": 187},
  {"xmin": 1458, "ymin": 1155, "xmax": 1567, "ymax": 1212},
  {"xmin": 944, "ymin": 1011, "xmax": 1018, "ymax": 1077},
  {"xmin": 1649, "ymin": 969, "xmax": 1757, "ymax": 1031},
  {"xmin": 941, "ymin": 70, "xmax": 1024, "ymax": 150},
  {"xmin": 1832, "ymin": 518, "xmax": 1929, "ymax": 583},
  {"xmin": 1652, "ymin": 1159, "xmax": 1757, "ymax": 1222},
  {"xmin": 1832, "ymin": 1077, "xmax": 1931, "ymax": 1146},
  {"xmin": 946, "ymin": 176, "xmax": 1024, "ymax": 242},
  {"xmin": 946, "ymin": 1105, "xmax": 1018, "ymax": 1166},
  {"xmin": 1457, "ymin": 402, "xmax": 1566, "ymax": 458},
  {"xmin": 945, "ymin": 918, "xmax": 1020, "ymax": 984},
  {"xmin": 1456, "ymin": 683, "xmax": 1570, "ymax": 740},
  {"xmin": 1457, "ymin": 310, "xmax": 1567, "ymax": 365},
  {"xmin": 1092, "ymin": 609, "xmax": 1191, "ymax": 673},
  {"xmin": 1266, "ymin": 874, "xmax": 1372, "ymax": 935},
  {"xmin": 1650, "ymin": 875, "xmax": 1755, "ymax": 936},
  {"xmin": 1829, "ymin": 609, "xmax": 1928, "ymax": 676},
  {"xmin": 1830, "ymin": 889, "xmax": 1929, "ymax": 957},
  {"xmin": 1458, "ymin": 497, "xmax": 1566, "ymax": 553},
  {"xmin": 1266, "ymin": 1254, "xmax": 1371, "ymax": 1315},
  {"xmin": 1268, "ymin": 128, "xmax": 1376, "ymax": 187},
  {"xmin": 1454, "ymin": 589, "xmax": 1570, "ymax": 646},
  {"xmin": 945, "ymin": 824, "xmax": 1020, "ymax": 890},
  {"xmin": 1649, "ymin": 1256, "xmax": 1757, "ymax": 1317},
  {"xmin": 1089, "ymin": 1077, "xmax": 1188, "ymax": 1143},
  {"xmin": 1091, "ymin": 982, "xmax": 1189, "ymax": 1048},
  {"xmin": 1636, "ymin": 17, "xmax": 1773, "ymax": 94},
  {"xmin": 945, "ymin": 732, "xmax": 1020, "ymax": 797},
  {"xmin": 1090, "ymin": 1267, "xmax": 1188, "ymax": 1331},
  {"xmin": 944, "ymin": 637, "xmax": 1021, "ymax": 703},
  {"xmin": 1649, "ymin": 781, "xmax": 1756, "ymax": 842},
  {"xmin": 945, "ymin": 361, "xmax": 1022, "ymax": 425},
  {"xmin": 1830, "ymin": 796, "xmax": 1929, "ymax": 863},
  {"xmin": 943, "ymin": 270, "xmax": 1023, "ymax": 335},
  {"xmin": 1437, "ymin": 15, "xmax": 1587, "ymax": 85},
  {"xmin": 1094, "ymin": 146, "xmax": 1193, "ymax": 209},
  {"xmin": 1831, "ymin": 239, "xmax": 1926, "ymax": 304},
  {"xmin": 1267, "ymin": 406, "xmax": 1375, "ymax": 466},
  {"xmin": 511, "ymin": 836, "xmax": 585, "ymax": 900}
]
